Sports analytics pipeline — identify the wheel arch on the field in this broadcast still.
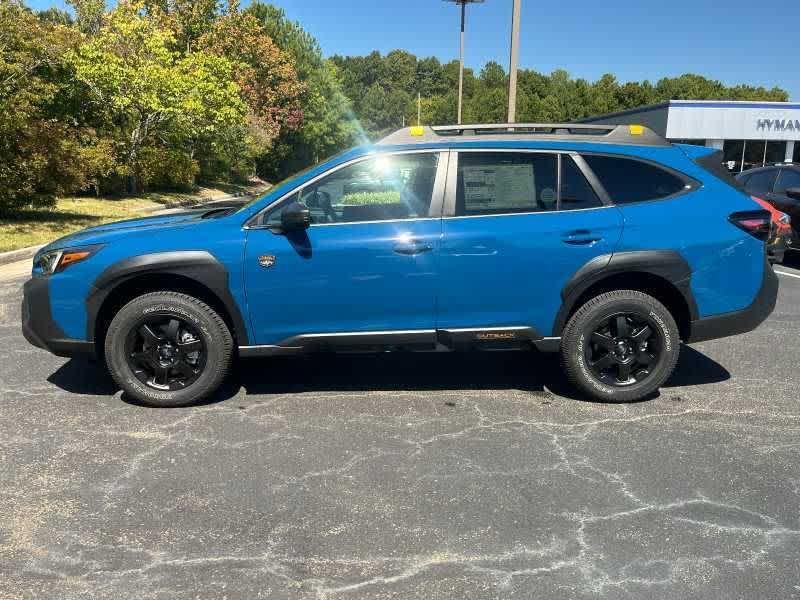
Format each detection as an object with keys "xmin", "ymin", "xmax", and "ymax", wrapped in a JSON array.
[
  {"xmin": 554, "ymin": 251, "xmax": 698, "ymax": 341},
  {"xmin": 87, "ymin": 251, "xmax": 249, "ymax": 355}
]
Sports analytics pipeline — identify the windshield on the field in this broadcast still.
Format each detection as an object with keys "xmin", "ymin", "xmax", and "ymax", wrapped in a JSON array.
[{"xmin": 235, "ymin": 149, "xmax": 355, "ymax": 214}]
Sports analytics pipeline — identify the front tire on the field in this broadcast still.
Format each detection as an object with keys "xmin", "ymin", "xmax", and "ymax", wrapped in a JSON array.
[
  {"xmin": 104, "ymin": 292, "xmax": 233, "ymax": 407},
  {"xmin": 561, "ymin": 290, "xmax": 680, "ymax": 403}
]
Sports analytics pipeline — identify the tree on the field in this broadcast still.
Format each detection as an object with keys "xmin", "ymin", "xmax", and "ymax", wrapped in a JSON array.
[
  {"xmin": 0, "ymin": 1, "xmax": 98, "ymax": 212},
  {"xmin": 199, "ymin": 11, "xmax": 302, "ymax": 158},
  {"xmin": 246, "ymin": 2, "xmax": 357, "ymax": 179},
  {"xmin": 143, "ymin": 0, "xmax": 220, "ymax": 51},
  {"xmin": 66, "ymin": 0, "xmax": 104, "ymax": 34},
  {"xmin": 37, "ymin": 7, "xmax": 74, "ymax": 26},
  {"xmin": 69, "ymin": 2, "xmax": 248, "ymax": 192}
]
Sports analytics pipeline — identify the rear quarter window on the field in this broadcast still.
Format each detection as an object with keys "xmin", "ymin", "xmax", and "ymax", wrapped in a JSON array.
[{"xmin": 583, "ymin": 155, "xmax": 688, "ymax": 204}]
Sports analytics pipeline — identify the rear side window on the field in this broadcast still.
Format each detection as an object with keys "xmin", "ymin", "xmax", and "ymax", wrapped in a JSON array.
[
  {"xmin": 775, "ymin": 169, "xmax": 800, "ymax": 195},
  {"xmin": 696, "ymin": 150, "xmax": 747, "ymax": 192},
  {"xmin": 743, "ymin": 169, "xmax": 777, "ymax": 196},
  {"xmin": 560, "ymin": 156, "xmax": 603, "ymax": 210},
  {"xmin": 583, "ymin": 155, "xmax": 687, "ymax": 204},
  {"xmin": 456, "ymin": 152, "xmax": 557, "ymax": 216}
]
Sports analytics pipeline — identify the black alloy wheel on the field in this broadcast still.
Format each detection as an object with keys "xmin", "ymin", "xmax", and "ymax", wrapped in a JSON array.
[
  {"xmin": 125, "ymin": 315, "xmax": 207, "ymax": 391},
  {"xmin": 584, "ymin": 312, "xmax": 660, "ymax": 387}
]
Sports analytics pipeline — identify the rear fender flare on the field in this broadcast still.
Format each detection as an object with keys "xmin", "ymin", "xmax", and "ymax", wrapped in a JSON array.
[{"xmin": 553, "ymin": 250, "xmax": 699, "ymax": 336}]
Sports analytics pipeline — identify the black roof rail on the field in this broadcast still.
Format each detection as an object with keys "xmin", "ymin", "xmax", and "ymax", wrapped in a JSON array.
[{"xmin": 377, "ymin": 123, "xmax": 669, "ymax": 147}]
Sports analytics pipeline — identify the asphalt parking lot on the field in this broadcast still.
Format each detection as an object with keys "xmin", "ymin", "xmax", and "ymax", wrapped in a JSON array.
[{"xmin": 1, "ymin": 259, "xmax": 800, "ymax": 599}]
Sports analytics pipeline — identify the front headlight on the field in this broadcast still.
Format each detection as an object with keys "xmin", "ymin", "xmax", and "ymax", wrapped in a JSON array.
[
  {"xmin": 37, "ymin": 250, "xmax": 64, "ymax": 275},
  {"xmin": 34, "ymin": 245, "xmax": 103, "ymax": 276}
]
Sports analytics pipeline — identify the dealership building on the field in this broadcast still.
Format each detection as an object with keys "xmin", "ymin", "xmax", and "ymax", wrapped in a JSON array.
[{"xmin": 581, "ymin": 100, "xmax": 800, "ymax": 172}]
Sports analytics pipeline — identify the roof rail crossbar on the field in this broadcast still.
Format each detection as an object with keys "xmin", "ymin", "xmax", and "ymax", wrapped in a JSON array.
[
  {"xmin": 430, "ymin": 123, "xmax": 616, "ymax": 135},
  {"xmin": 377, "ymin": 123, "xmax": 668, "ymax": 146}
]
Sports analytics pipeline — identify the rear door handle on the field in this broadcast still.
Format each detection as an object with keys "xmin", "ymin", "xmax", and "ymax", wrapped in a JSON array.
[{"xmin": 393, "ymin": 238, "xmax": 433, "ymax": 255}]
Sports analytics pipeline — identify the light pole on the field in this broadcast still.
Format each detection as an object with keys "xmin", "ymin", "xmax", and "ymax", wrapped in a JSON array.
[
  {"xmin": 507, "ymin": 0, "xmax": 521, "ymax": 123},
  {"xmin": 443, "ymin": 0, "xmax": 485, "ymax": 125}
]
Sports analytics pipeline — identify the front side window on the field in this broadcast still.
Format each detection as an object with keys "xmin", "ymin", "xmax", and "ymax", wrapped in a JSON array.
[
  {"xmin": 744, "ymin": 169, "xmax": 777, "ymax": 196},
  {"xmin": 266, "ymin": 153, "xmax": 439, "ymax": 226},
  {"xmin": 582, "ymin": 155, "xmax": 687, "ymax": 204},
  {"xmin": 456, "ymin": 152, "xmax": 557, "ymax": 216},
  {"xmin": 774, "ymin": 169, "xmax": 800, "ymax": 195}
]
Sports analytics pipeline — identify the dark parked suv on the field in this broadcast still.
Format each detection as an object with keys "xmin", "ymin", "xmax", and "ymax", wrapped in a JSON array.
[
  {"xmin": 736, "ymin": 164, "xmax": 800, "ymax": 249},
  {"xmin": 22, "ymin": 123, "xmax": 778, "ymax": 407}
]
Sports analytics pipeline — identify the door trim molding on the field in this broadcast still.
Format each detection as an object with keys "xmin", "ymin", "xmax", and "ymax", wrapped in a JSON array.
[{"xmin": 239, "ymin": 326, "xmax": 562, "ymax": 356}]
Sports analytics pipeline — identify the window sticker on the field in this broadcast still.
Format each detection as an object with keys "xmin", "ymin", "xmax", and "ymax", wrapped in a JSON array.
[{"xmin": 462, "ymin": 164, "xmax": 535, "ymax": 211}]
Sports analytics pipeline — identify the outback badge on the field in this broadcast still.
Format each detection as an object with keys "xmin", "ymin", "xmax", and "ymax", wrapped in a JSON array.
[{"xmin": 258, "ymin": 255, "xmax": 277, "ymax": 269}]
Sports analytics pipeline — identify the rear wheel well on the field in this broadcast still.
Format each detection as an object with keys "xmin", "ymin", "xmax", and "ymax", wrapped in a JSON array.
[
  {"xmin": 94, "ymin": 274, "xmax": 238, "ymax": 357},
  {"xmin": 561, "ymin": 272, "xmax": 692, "ymax": 341}
]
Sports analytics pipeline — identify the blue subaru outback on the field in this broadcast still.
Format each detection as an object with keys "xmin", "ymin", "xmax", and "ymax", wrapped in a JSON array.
[{"xmin": 22, "ymin": 124, "xmax": 778, "ymax": 406}]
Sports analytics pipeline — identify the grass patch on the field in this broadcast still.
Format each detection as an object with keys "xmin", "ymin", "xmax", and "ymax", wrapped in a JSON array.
[
  {"xmin": 0, "ymin": 183, "xmax": 270, "ymax": 254},
  {"xmin": 0, "ymin": 196, "xmax": 161, "ymax": 253}
]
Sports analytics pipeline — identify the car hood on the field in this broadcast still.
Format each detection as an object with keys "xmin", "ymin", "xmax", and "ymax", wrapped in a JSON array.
[{"xmin": 39, "ymin": 209, "xmax": 221, "ymax": 253}]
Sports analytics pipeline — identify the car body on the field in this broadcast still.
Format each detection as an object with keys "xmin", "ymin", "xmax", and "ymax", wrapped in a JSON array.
[
  {"xmin": 22, "ymin": 123, "xmax": 778, "ymax": 406},
  {"xmin": 736, "ymin": 164, "xmax": 800, "ymax": 249},
  {"xmin": 750, "ymin": 195, "xmax": 792, "ymax": 264}
]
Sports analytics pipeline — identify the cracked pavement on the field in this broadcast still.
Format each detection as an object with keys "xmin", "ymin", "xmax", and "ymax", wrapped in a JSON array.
[{"xmin": 1, "ymin": 264, "xmax": 800, "ymax": 599}]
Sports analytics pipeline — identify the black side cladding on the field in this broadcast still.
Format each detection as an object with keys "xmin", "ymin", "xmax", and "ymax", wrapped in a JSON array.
[
  {"xmin": 554, "ymin": 250, "xmax": 699, "ymax": 337},
  {"xmin": 86, "ymin": 251, "xmax": 249, "ymax": 345}
]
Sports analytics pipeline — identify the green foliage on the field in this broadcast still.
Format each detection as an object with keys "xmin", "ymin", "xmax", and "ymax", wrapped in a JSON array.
[
  {"xmin": 66, "ymin": 0, "xmax": 104, "ymax": 34},
  {"xmin": 246, "ymin": 2, "xmax": 357, "ymax": 180},
  {"xmin": 69, "ymin": 2, "xmax": 248, "ymax": 192},
  {"xmin": 2, "ymin": 0, "xmax": 792, "ymax": 214},
  {"xmin": 137, "ymin": 146, "xmax": 199, "ymax": 191},
  {"xmin": 37, "ymin": 7, "xmax": 73, "ymax": 26},
  {"xmin": 0, "ymin": 1, "xmax": 96, "ymax": 213},
  {"xmin": 342, "ymin": 191, "xmax": 401, "ymax": 206},
  {"xmin": 331, "ymin": 51, "xmax": 789, "ymax": 140}
]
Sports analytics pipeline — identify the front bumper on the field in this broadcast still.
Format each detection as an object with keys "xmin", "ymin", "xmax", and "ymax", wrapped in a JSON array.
[
  {"xmin": 21, "ymin": 277, "xmax": 95, "ymax": 358},
  {"xmin": 688, "ymin": 257, "xmax": 778, "ymax": 343}
]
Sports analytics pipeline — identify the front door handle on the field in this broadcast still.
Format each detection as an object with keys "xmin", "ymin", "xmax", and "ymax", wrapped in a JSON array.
[
  {"xmin": 393, "ymin": 238, "xmax": 433, "ymax": 255},
  {"xmin": 562, "ymin": 229, "xmax": 602, "ymax": 246}
]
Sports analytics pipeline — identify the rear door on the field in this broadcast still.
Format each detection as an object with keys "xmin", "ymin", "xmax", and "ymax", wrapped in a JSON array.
[{"xmin": 437, "ymin": 150, "xmax": 623, "ymax": 337}]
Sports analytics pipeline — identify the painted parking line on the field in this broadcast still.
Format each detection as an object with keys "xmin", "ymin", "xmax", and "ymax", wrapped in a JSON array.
[{"xmin": 775, "ymin": 269, "xmax": 800, "ymax": 280}]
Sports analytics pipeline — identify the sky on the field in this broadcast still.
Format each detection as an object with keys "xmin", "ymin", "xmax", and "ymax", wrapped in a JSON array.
[{"xmin": 28, "ymin": 0, "xmax": 800, "ymax": 101}]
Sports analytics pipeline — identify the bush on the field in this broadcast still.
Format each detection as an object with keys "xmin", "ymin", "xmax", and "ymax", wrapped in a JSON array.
[{"xmin": 136, "ymin": 147, "xmax": 199, "ymax": 192}]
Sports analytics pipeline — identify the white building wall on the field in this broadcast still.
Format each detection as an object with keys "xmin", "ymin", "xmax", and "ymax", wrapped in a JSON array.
[{"xmin": 666, "ymin": 103, "xmax": 800, "ymax": 141}]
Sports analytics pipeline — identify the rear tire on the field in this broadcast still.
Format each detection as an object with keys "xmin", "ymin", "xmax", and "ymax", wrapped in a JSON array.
[
  {"xmin": 561, "ymin": 290, "xmax": 680, "ymax": 403},
  {"xmin": 104, "ymin": 291, "xmax": 233, "ymax": 407}
]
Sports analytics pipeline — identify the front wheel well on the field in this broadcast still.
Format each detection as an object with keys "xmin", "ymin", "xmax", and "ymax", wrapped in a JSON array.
[
  {"xmin": 93, "ymin": 273, "xmax": 239, "ymax": 357},
  {"xmin": 558, "ymin": 272, "xmax": 693, "ymax": 341}
]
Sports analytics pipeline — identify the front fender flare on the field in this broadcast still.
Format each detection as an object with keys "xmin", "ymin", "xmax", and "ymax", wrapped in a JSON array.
[{"xmin": 86, "ymin": 250, "xmax": 249, "ymax": 345}]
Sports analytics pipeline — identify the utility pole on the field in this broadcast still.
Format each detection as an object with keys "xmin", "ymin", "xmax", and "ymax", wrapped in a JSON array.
[
  {"xmin": 444, "ymin": 1, "xmax": 485, "ymax": 125},
  {"xmin": 507, "ymin": 0, "xmax": 522, "ymax": 123}
]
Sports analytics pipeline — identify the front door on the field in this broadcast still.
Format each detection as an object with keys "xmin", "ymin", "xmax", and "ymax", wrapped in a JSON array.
[
  {"xmin": 244, "ymin": 151, "xmax": 447, "ymax": 346},
  {"xmin": 437, "ymin": 150, "xmax": 623, "ymax": 337}
]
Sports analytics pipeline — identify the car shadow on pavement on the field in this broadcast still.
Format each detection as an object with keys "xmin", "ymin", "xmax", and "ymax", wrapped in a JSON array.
[{"xmin": 47, "ymin": 344, "xmax": 730, "ymax": 407}]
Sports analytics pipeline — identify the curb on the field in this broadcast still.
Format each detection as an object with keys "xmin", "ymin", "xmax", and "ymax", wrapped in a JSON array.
[{"xmin": 0, "ymin": 245, "xmax": 43, "ymax": 267}]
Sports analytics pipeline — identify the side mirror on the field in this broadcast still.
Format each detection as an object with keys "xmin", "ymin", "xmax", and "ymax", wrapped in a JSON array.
[
  {"xmin": 280, "ymin": 202, "xmax": 311, "ymax": 232},
  {"xmin": 785, "ymin": 187, "xmax": 800, "ymax": 201}
]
